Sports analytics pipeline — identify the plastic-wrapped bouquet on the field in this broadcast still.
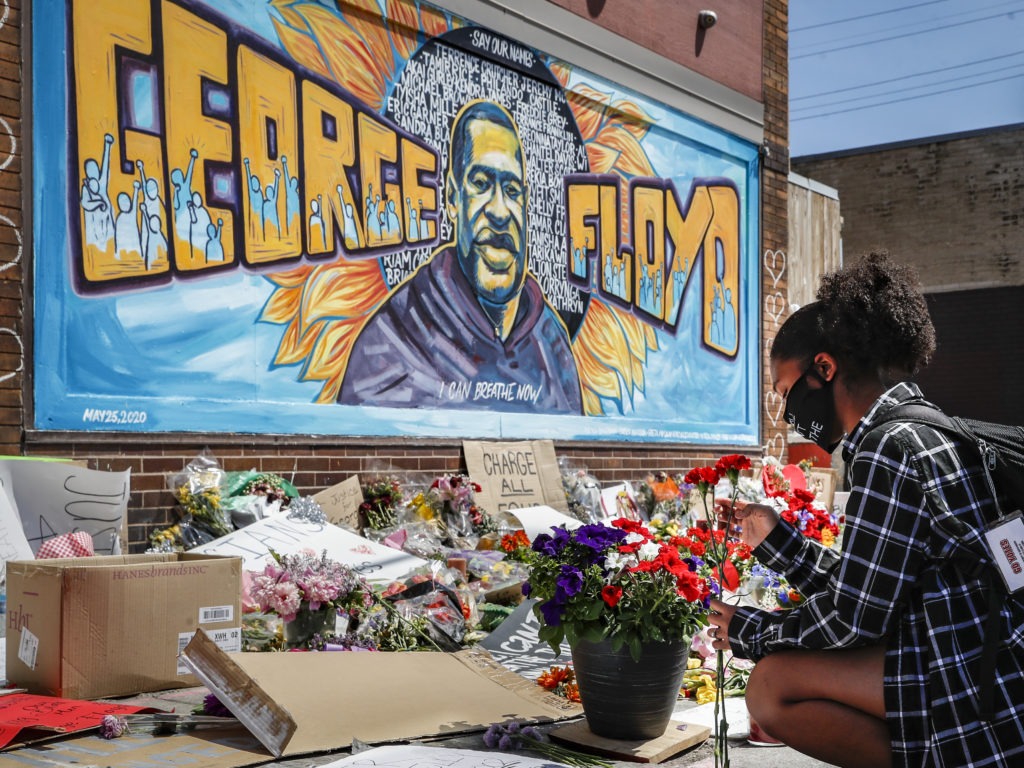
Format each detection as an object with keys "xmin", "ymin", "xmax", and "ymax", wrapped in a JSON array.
[{"xmin": 248, "ymin": 549, "xmax": 369, "ymax": 623}]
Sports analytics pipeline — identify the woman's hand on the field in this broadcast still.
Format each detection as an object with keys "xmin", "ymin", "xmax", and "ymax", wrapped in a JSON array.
[
  {"xmin": 708, "ymin": 599, "xmax": 736, "ymax": 652},
  {"xmin": 713, "ymin": 497, "xmax": 779, "ymax": 550}
]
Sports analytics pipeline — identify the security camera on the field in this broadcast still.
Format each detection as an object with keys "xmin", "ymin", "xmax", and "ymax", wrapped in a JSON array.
[{"xmin": 698, "ymin": 10, "xmax": 718, "ymax": 29}]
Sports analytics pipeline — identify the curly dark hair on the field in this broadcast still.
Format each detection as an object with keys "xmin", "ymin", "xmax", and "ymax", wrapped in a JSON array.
[{"xmin": 771, "ymin": 252, "xmax": 936, "ymax": 385}]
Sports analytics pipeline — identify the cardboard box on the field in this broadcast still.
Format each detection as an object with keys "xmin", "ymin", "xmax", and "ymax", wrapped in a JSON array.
[
  {"xmin": 181, "ymin": 629, "xmax": 581, "ymax": 758},
  {"xmin": 6, "ymin": 553, "xmax": 242, "ymax": 699}
]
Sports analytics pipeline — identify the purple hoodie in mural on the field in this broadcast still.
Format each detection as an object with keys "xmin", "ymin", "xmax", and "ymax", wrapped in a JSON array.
[{"xmin": 339, "ymin": 247, "xmax": 583, "ymax": 414}]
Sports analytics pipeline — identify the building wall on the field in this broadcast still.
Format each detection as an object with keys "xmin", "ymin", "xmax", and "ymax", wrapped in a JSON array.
[
  {"xmin": 792, "ymin": 124, "xmax": 1024, "ymax": 426},
  {"xmin": 2, "ymin": 0, "xmax": 790, "ymax": 551},
  {"xmin": 791, "ymin": 124, "xmax": 1024, "ymax": 292},
  {"xmin": 548, "ymin": 0, "xmax": 763, "ymax": 101}
]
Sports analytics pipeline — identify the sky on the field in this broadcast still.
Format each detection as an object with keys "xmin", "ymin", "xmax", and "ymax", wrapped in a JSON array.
[{"xmin": 789, "ymin": 0, "xmax": 1024, "ymax": 157}]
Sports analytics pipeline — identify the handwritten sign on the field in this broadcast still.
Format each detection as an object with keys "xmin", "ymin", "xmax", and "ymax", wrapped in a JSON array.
[
  {"xmin": 0, "ymin": 693, "xmax": 158, "ymax": 748},
  {"xmin": 191, "ymin": 516, "xmax": 425, "ymax": 584},
  {"xmin": 508, "ymin": 505, "xmax": 581, "ymax": 542},
  {"xmin": 463, "ymin": 439, "xmax": 568, "ymax": 515},
  {"xmin": 479, "ymin": 599, "xmax": 571, "ymax": 680},
  {"xmin": 0, "ymin": 491, "xmax": 32, "ymax": 582},
  {"xmin": 313, "ymin": 475, "xmax": 364, "ymax": 529},
  {"xmin": 0, "ymin": 460, "xmax": 130, "ymax": 556}
]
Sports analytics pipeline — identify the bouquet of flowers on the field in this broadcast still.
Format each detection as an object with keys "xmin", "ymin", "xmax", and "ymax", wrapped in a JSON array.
[
  {"xmin": 635, "ymin": 471, "xmax": 698, "ymax": 521},
  {"xmin": 249, "ymin": 549, "xmax": 370, "ymax": 623},
  {"xmin": 429, "ymin": 472, "xmax": 494, "ymax": 540},
  {"xmin": 524, "ymin": 517, "xmax": 713, "ymax": 660},
  {"xmin": 777, "ymin": 487, "xmax": 842, "ymax": 547},
  {"xmin": 360, "ymin": 477, "xmax": 404, "ymax": 531}
]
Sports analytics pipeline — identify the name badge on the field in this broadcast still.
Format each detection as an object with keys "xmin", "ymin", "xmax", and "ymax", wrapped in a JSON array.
[{"xmin": 983, "ymin": 512, "xmax": 1024, "ymax": 593}]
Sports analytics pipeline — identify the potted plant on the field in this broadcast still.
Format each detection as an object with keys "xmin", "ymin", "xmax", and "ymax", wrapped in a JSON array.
[{"xmin": 523, "ymin": 516, "xmax": 713, "ymax": 740}]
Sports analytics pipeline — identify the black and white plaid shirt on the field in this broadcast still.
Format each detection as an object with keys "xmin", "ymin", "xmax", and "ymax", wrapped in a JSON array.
[{"xmin": 729, "ymin": 382, "xmax": 1024, "ymax": 767}]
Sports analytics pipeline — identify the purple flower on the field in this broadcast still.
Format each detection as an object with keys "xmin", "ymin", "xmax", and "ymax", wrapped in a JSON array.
[
  {"xmin": 202, "ymin": 693, "xmax": 232, "ymax": 718},
  {"xmin": 99, "ymin": 715, "xmax": 130, "ymax": 739},
  {"xmin": 539, "ymin": 598, "xmax": 563, "ymax": 626},
  {"xmin": 554, "ymin": 565, "xmax": 584, "ymax": 601},
  {"xmin": 498, "ymin": 735, "xmax": 514, "ymax": 750},
  {"xmin": 574, "ymin": 524, "xmax": 628, "ymax": 555},
  {"xmin": 521, "ymin": 581, "xmax": 532, "ymax": 597},
  {"xmin": 483, "ymin": 724, "xmax": 501, "ymax": 748},
  {"xmin": 532, "ymin": 527, "xmax": 571, "ymax": 557}
]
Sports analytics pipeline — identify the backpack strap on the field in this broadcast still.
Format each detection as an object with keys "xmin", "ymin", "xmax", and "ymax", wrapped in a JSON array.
[
  {"xmin": 874, "ymin": 403, "xmax": 1005, "ymax": 517},
  {"xmin": 867, "ymin": 406, "xmax": 1002, "ymax": 721}
]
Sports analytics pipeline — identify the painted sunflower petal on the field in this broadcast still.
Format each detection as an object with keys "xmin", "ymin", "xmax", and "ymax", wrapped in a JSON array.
[
  {"xmin": 585, "ymin": 142, "xmax": 621, "ymax": 174},
  {"xmin": 299, "ymin": 259, "xmax": 388, "ymax": 329},
  {"xmin": 594, "ymin": 123, "xmax": 655, "ymax": 177},
  {"xmin": 419, "ymin": 2, "xmax": 451, "ymax": 38},
  {"xmin": 260, "ymin": 284, "xmax": 303, "ymax": 324},
  {"xmin": 305, "ymin": 5, "xmax": 388, "ymax": 109},
  {"xmin": 271, "ymin": 16, "xmax": 332, "ymax": 79},
  {"xmin": 387, "ymin": 0, "xmax": 422, "ymax": 60}
]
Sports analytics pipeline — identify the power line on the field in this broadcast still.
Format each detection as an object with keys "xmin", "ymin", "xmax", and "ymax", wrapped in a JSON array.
[
  {"xmin": 790, "ymin": 62, "xmax": 1024, "ymax": 113},
  {"xmin": 791, "ymin": 5, "xmax": 1024, "ymax": 60},
  {"xmin": 791, "ymin": 71, "xmax": 1024, "ymax": 121},
  {"xmin": 791, "ymin": 50, "xmax": 1024, "ymax": 101},
  {"xmin": 791, "ymin": 0, "xmax": 1024, "ymax": 54},
  {"xmin": 791, "ymin": 0, "xmax": 954, "ymax": 32}
]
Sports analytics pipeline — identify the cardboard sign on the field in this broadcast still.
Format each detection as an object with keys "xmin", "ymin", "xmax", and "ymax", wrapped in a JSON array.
[
  {"xmin": 312, "ymin": 475, "xmax": 363, "ymax": 529},
  {"xmin": 0, "ymin": 722, "xmax": 267, "ymax": 766},
  {"xmin": 508, "ymin": 505, "xmax": 582, "ymax": 542},
  {"xmin": 463, "ymin": 440, "xmax": 568, "ymax": 515},
  {"xmin": 191, "ymin": 515, "xmax": 425, "ymax": 583},
  {"xmin": 320, "ymin": 744, "xmax": 572, "ymax": 768},
  {"xmin": 0, "ymin": 460, "xmax": 130, "ymax": 556},
  {"xmin": 479, "ymin": 599, "xmax": 572, "ymax": 680},
  {"xmin": 181, "ymin": 630, "xmax": 581, "ymax": 758},
  {"xmin": 0, "ymin": 693, "xmax": 160, "ymax": 749}
]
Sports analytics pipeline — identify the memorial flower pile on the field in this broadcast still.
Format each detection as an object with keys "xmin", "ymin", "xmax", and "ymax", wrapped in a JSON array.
[
  {"xmin": 248, "ymin": 549, "xmax": 370, "ymax": 623},
  {"xmin": 777, "ymin": 487, "xmax": 842, "ymax": 547},
  {"xmin": 524, "ymin": 517, "xmax": 713, "ymax": 660}
]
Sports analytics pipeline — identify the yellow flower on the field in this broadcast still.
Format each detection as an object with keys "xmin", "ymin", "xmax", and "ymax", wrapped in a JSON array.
[
  {"xmin": 821, "ymin": 528, "xmax": 836, "ymax": 548},
  {"xmin": 687, "ymin": 657, "xmax": 702, "ymax": 670},
  {"xmin": 696, "ymin": 674, "xmax": 719, "ymax": 705}
]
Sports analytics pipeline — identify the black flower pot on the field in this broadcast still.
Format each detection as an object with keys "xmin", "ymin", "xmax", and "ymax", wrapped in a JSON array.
[{"xmin": 571, "ymin": 636, "xmax": 690, "ymax": 740}]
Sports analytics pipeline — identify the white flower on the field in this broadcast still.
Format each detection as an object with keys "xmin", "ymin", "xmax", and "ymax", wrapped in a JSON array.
[
  {"xmin": 625, "ymin": 532, "xmax": 646, "ymax": 545},
  {"xmin": 638, "ymin": 541, "xmax": 661, "ymax": 560},
  {"xmin": 604, "ymin": 551, "xmax": 626, "ymax": 570}
]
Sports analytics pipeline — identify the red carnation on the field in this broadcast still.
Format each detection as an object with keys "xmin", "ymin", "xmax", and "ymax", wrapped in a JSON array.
[
  {"xmin": 601, "ymin": 585, "xmax": 623, "ymax": 608},
  {"xmin": 683, "ymin": 466, "xmax": 721, "ymax": 490},
  {"xmin": 715, "ymin": 454, "xmax": 752, "ymax": 476}
]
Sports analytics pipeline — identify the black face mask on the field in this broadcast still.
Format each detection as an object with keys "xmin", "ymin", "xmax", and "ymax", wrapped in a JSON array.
[{"xmin": 784, "ymin": 367, "xmax": 842, "ymax": 453}]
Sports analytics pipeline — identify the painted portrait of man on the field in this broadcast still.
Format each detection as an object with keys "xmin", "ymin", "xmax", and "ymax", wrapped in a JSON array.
[{"xmin": 339, "ymin": 100, "xmax": 583, "ymax": 413}]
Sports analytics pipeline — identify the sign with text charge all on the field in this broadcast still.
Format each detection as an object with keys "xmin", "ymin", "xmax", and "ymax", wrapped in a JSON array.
[{"xmin": 463, "ymin": 440, "xmax": 568, "ymax": 515}]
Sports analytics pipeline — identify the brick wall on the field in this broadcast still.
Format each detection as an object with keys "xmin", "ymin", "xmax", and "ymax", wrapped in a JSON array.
[
  {"xmin": 791, "ymin": 124, "xmax": 1024, "ymax": 291},
  {"xmin": 0, "ymin": 1, "xmax": 22, "ymax": 455},
  {"xmin": 5, "ymin": 0, "xmax": 790, "ymax": 551},
  {"xmin": 761, "ymin": 0, "xmax": 790, "ymax": 462},
  {"xmin": 547, "ymin": 0, "xmax": 764, "ymax": 101}
]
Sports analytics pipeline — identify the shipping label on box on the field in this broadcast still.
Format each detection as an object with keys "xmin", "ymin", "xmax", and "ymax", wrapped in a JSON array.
[{"xmin": 6, "ymin": 553, "xmax": 242, "ymax": 699}]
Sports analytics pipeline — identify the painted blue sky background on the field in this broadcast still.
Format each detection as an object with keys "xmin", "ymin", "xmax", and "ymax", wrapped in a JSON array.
[{"xmin": 790, "ymin": 0, "xmax": 1024, "ymax": 156}]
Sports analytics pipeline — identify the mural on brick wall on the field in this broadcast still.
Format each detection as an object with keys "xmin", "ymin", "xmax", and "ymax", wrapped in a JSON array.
[{"xmin": 32, "ymin": 0, "xmax": 760, "ymax": 443}]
